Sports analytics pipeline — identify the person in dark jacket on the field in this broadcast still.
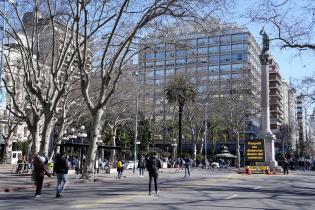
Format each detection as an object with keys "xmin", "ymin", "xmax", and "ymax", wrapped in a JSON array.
[
  {"xmin": 53, "ymin": 153, "xmax": 69, "ymax": 198},
  {"xmin": 138, "ymin": 155, "xmax": 146, "ymax": 177},
  {"xmin": 33, "ymin": 155, "xmax": 51, "ymax": 198},
  {"xmin": 146, "ymin": 153, "xmax": 162, "ymax": 195},
  {"xmin": 283, "ymin": 158, "xmax": 289, "ymax": 175}
]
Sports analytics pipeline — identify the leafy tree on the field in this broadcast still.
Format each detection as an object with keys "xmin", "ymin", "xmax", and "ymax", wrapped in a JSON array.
[
  {"xmin": 137, "ymin": 118, "xmax": 152, "ymax": 153},
  {"xmin": 165, "ymin": 75, "xmax": 196, "ymax": 154}
]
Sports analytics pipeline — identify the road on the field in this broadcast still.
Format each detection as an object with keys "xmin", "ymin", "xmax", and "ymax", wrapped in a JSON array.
[{"xmin": 0, "ymin": 169, "xmax": 315, "ymax": 210}]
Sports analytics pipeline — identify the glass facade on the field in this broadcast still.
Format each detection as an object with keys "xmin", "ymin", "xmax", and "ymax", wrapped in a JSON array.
[{"xmin": 139, "ymin": 27, "xmax": 262, "ymax": 143}]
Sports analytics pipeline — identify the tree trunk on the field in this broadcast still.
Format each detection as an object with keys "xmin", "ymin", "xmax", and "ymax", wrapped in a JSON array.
[
  {"xmin": 235, "ymin": 131, "xmax": 240, "ymax": 168},
  {"xmin": 40, "ymin": 114, "xmax": 54, "ymax": 156},
  {"xmin": 178, "ymin": 105, "xmax": 183, "ymax": 154},
  {"xmin": 82, "ymin": 109, "xmax": 103, "ymax": 178},
  {"xmin": 4, "ymin": 137, "xmax": 13, "ymax": 164},
  {"xmin": 111, "ymin": 126, "xmax": 117, "ymax": 161},
  {"xmin": 191, "ymin": 128, "xmax": 196, "ymax": 161},
  {"xmin": 30, "ymin": 123, "xmax": 41, "ymax": 156},
  {"xmin": 199, "ymin": 141, "xmax": 203, "ymax": 155}
]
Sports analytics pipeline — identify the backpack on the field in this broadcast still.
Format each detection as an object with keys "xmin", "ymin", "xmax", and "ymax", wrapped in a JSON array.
[{"xmin": 117, "ymin": 161, "xmax": 123, "ymax": 168}]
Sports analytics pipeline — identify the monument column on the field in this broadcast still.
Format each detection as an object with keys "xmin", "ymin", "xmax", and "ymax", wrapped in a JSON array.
[{"xmin": 259, "ymin": 29, "xmax": 278, "ymax": 168}]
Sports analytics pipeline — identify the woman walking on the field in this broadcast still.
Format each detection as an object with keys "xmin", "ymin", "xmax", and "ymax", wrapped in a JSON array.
[{"xmin": 33, "ymin": 155, "xmax": 51, "ymax": 198}]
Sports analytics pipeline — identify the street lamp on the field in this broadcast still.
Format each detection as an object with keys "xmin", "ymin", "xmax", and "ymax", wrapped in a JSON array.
[
  {"xmin": 171, "ymin": 138, "xmax": 177, "ymax": 160},
  {"xmin": 133, "ymin": 71, "xmax": 140, "ymax": 173},
  {"xmin": 204, "ymin": 103, "xmax": 208, "ymax": 164},
  {"xmin": 69, "ymin": 128, "xmax": 77, "ymax": 144},
  {"xmin": 77, "ymin": 126, "xmax": 87, "ymax": 172}
]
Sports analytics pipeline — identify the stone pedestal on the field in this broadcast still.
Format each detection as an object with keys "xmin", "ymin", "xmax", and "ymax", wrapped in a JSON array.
[{"xmin": 259, "ymin": 130, "xmax": 278, "ymax": 168}]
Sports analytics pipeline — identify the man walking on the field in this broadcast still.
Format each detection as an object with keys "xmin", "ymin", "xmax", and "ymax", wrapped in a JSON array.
[
  {"xmin": 53, "ymin": 153, "xmax": 69, "ymax": 198},
  {"xmin": 283, "ymin": 158, "xmax": 289, "ymax": 175},
  {"xmin": 184, "ymin": 156, "xmax": 191, "ymax": 178},
  {"xmin": 146, "ymin": 153, "xmax": 162, "ymax": 195}
]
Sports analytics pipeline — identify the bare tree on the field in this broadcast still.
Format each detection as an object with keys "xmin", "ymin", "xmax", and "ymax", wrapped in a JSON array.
[
  {"xmin": 1, "ymin": 1, "xmax": 80, "ymax": 156},
  {"xmin": 246, "ymin": 0, "xmax": 315, "ymax": 51},
  {"xmin": 71, "ymin": 0, "xmax": 228, "ymax": 178},
  {"xmin": 102, "ymin": 71, "xmax": 136, "ymax": 160},
  {"xmin": 216, "ymin": 73, "xmax": 261, "ymax": 168}
]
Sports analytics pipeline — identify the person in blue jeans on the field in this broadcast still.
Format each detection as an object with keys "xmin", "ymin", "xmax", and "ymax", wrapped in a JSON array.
[
  {"xmin": 53, "ymin": 153, "xmax": 69, "ymax": 198},
  {"xmin": 184, "ymin": 157, "xmax": 191, "ymax": 178}
]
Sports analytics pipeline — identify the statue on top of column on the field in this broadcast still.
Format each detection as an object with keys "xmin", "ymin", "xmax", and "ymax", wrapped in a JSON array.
[{"xmin": 259, "ymin": 27, "xmax": 270, "ymax": 65}]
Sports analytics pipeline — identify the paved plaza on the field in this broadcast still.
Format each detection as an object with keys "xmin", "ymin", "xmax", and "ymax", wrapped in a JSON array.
[{"xmin": 0, "ymin": 165, "xmax": 315, "ymax": 210}]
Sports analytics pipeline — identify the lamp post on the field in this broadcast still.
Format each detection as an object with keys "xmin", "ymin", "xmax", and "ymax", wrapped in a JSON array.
[
  {"xmin": 77, "ymin": 126, "xmax": 87, "ymax": 172},
  {"xmin": 204, "ymin": 103, "xmax": 208, "ymax": 164},
  {"xmin": 171, "ymin": 139, "xmax": 177, "ymax": 160},
  {"xmin": 133, "ymin": 71, "xmax": 140, "ymax": 173},
  {"xmin": 68, "ymin": 128, "xmax": 77, "ymax": 156}
]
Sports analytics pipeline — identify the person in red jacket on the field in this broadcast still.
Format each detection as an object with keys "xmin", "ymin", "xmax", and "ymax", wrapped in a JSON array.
[{"xmin": 33, "ymin": 155, "xmax": 51, "ymax": 198}]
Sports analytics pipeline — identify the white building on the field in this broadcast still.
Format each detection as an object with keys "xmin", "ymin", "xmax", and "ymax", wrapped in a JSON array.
[{"xmin": 308, "ymin": 108, "xmax": 315, "ymax": 160}]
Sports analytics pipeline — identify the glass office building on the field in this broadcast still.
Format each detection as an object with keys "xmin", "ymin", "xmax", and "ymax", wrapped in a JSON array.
[{"xmin": 139, "ymin": 23, "xmax": 262, "ymax": 149}]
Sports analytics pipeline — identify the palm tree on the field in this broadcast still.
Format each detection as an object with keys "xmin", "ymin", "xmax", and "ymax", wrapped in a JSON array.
[{"xmin": 165, "ymin": 75, "xmax": 196, "ymax": 154}]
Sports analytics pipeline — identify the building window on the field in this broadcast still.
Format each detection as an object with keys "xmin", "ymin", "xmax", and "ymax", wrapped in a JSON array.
[
  {"xmin": 187, "ymin": 39, "xmax": 197, "ymax": 47},
  {"xmin": 197, "ymin": 47, "xmax": 208, "ymax": 54},
  {"xmin": 209, "ymin": 46, "xmax": 219, "ymax": 53},
  {"xmin": 146, "ymin": 71, "xmax": 154, "ymax": 77},
  {"xmin": 220, "ymin": 45, "xmax": 230, "ymax": 52},
  {"xmin": 175, "ymin": 50, "xmax": 186, "ymax": 57},
  {"xmin": 220, "ymin": 74, "xmax": 230, "ymax": 80},
  {"xmin": 165, "ymin": 69, "xmax": 175, "ymax": 76},
  {"xmin": 197, "ymin": 38, "xmax": 208, "ymax": 46},
  {"xmin": 209, "ymin": 75, "xmax": 219, "ymax": 80},
  {"xmin": 232, "ymin": 63, "xmax": 243, "ymax": 71},
  {"xmin": 155, "ymin": 70, "xmax": 164, "ymax": 77},
  {"xmin": 209, "ymin": 36, "xmax": 219, "ymax": 44},
  {"xmin": 176, "ymin": 58, "xmax": 186, "ymax": 65},
  {"xmin": 165, "ymin": 51, "xmax": 175, "ymax": 58},
  {"xmin": 155, "ymin": 51, "xmax": 165, "ymax": 59},
  {"xmin": 165, "ymin": 60, "xmax": 175, "ymax": 66},
  {"xmin": 145, "ymin": 62, "xmax": 154, "ymax": 68},
  {"xmin": 156, "ymin": 60, "xmax": 164, "ymax": 66},
  {"xmin": 220, "ymin": 64, "xmax": 230, "ymax": 72},
  {"xmin": 209, "ymin": 55, "xmax": 220, "ymax": 64},
  {"xmin": 232, "ymin": 33, "xmax": 247, "ymax": 41},
  {"xmin": 220, "ymin": 35, "xmax": 231, "ymax": 43},
  {"xmin": 232, "ymin": 53, "xmax": 243, "ymax": 61},
  {"xmin": 220, "ymin": 55, "xmax": 231, "ymax": 63},
  {"xmin": 145, "ymin": 53, "xmax": 154, "ymax": 59},
  {"xmin": 209, "ymin": 65, "xmax": 219, "ymax": 73}
]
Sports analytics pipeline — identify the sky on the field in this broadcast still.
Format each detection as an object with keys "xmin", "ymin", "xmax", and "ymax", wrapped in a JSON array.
[{"xmin": 231, "ymin": 0, "xmax": 315, "ymax": 84}]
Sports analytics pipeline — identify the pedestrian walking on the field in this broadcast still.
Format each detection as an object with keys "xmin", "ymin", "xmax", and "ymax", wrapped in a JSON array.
[
  {"xmin": 116, "ymin": 159, "xmax": 124, "ymax": 179},
  {"xmin": 184, "ymin": 156, "xmax": 191, "ymax": 178},
  {"xmin": 146, "ymin": 153, "xmax": 162, "ymax": 195},
  {"xmin": 53, "ymin": 153, "xmax": 69, "ymax": 198},
  {"xmin": 283, "ymin": 158, "xmax": 289, "ymax": 175},
  {"xmin": 33, "ymin": 155, "xmax": 51, "ymax": 198},
  {"xmin": 138, "ymin": 155, "xmax": 146, "ymax": 177}
]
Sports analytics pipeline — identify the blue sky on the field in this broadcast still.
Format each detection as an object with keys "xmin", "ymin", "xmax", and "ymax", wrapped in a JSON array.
[{"xmin": 230, "ymin": 0, "xmax": 315, "ymax": 83}]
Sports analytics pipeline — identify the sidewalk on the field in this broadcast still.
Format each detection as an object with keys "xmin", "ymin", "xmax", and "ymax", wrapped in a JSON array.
[{"xmin": 0, "ymin": 164, "xmax": 174, "ymax": 192}]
